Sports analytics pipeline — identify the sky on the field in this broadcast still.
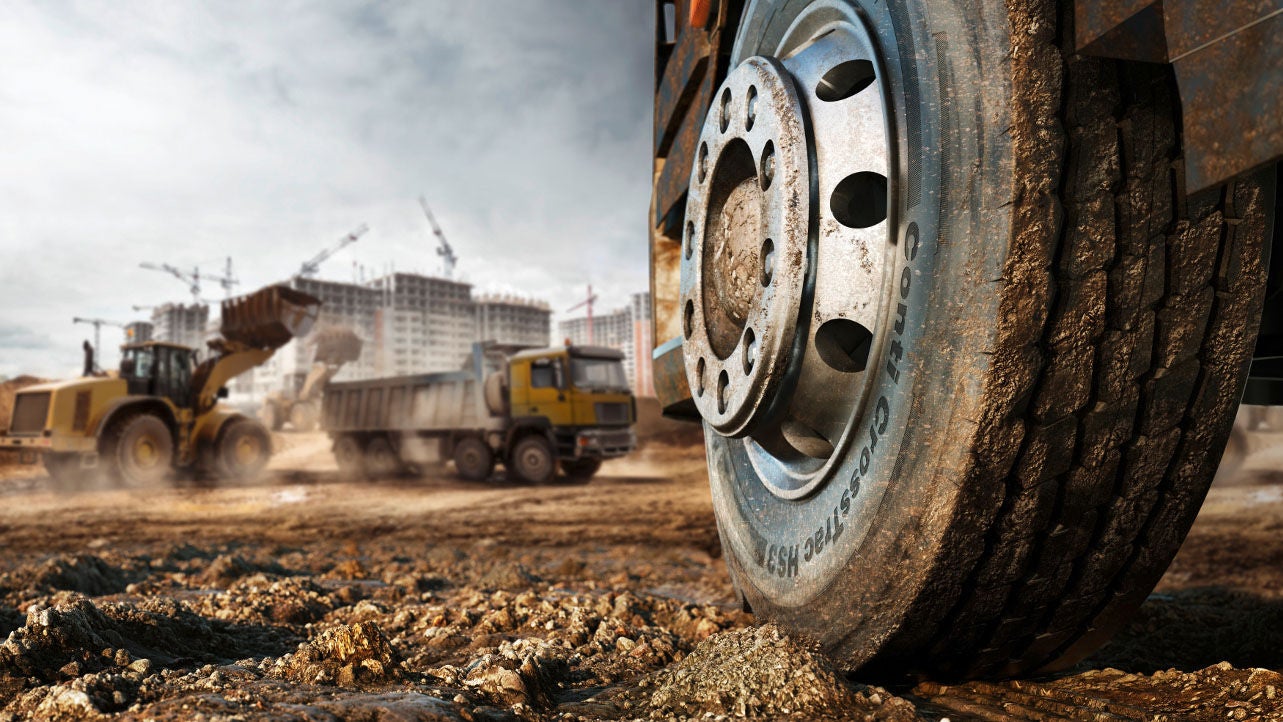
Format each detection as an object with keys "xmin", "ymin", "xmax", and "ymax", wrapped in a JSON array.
[{"xmin": 0, "ymin": 0, "xmax": 655, "ymax": 378}]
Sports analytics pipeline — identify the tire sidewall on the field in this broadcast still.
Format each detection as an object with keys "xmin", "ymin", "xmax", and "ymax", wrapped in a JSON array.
[
  {"xmin": 217, "ymin": 419, "xmax": 271, "ymax": 480},
  {"xmin": 454, "ymin": 437, "xmax": 494, "ymax": 481},
  {"xmin": 511, "ymin": 436, "xmax": 555, "ymax": 484},
  {"xmin": 710, "ymin": 0, "xmax": 1015, "ymax": 661}
]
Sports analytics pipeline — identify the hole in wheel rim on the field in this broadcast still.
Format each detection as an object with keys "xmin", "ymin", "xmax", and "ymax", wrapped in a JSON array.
[
  {"xmin": 831, "ymin": 171, "xmax": 888, "ymax": 229},
  {"xmin": 743, "ymin": 328, "xmax": 757, "ymax": 373},
  {"xmin": 696, "ymin": 357, "xmax": 707, "ymax": 396},
  {"xmin": 719, "ymin": 87, "xmax": 732, "ymax": 133},
  {"xmin": 816, "ymin": 59, "xmax": 876, "ymax": 102},
  {"xmin": 683, "ymin": 300, "xmax": 695, "ymax": 338},
  {"xmin": 760, "ymin": 140, "xmax": 775, "ymax": 191},
  {"xmin": 760, "ymin": 238, "xmax": 775, "ymax": 285},
  {"xmin": 746, "ymin": 85, "xmax": 758, "ymax": 131},
  {"xmin": 717, "ymin": 370, "xmax": 729, "ymax": 414},
  {"xmin": 815, "ymin": 318, "xmax": 873, "ymax": 372},
  {"xmin": 684, "ymin": 221, "xmax": 694, "ymax": 259}
]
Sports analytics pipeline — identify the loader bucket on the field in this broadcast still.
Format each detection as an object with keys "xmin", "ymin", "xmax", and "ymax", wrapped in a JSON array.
[
  {"xmin": 311, "ymin": 326, "xmax": 364, "ymax": 365},
  {"xmin": 220, "ymin": 285, "xmax": 321, "ymax": 350}
]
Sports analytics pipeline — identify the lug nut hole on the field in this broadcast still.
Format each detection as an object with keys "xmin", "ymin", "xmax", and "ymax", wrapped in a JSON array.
[
  {"xmin": 719, "ymin": 87, "xmax": 732, "ymax": 133},
  {"xmin": 760, "ymin": 140, "xmax": 775, "ymax": 191},
  {"xmin": 698, "ymin": 143, "xmax": 709, "ymax": 183},
  {"xmin": 684, "ymin": 299, "xmax": 695, "ymax": 338},
  {"xmin": 743, "ymin": 328, "xmax": 757, "ymax": 374},
  {"xmin": 746, "ymin": 85, "xmax": 758, "ymax": 132},
  {"xmin": 684, "ymin": 221, "xmax": 694, "ymax": 260},
  {"xmin": 760, "ymin": 238, "xmax": 775, "ymax": 286},
  {"xmin": 717, "ymin": 370, "xmax": 729, "ymax": 414},
  {"xmin": 696, "ymin": 357, "xmax": 706, "ymax": 396}
]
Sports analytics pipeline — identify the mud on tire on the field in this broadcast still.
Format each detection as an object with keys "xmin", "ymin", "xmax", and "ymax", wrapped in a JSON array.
[
  {"xmin": 698, "ymin": 0, "xmax": 1272, "ymax": 679},
  {"xmin": 100, "ymin": 413, "xmax": 174, "ymax": 487}
]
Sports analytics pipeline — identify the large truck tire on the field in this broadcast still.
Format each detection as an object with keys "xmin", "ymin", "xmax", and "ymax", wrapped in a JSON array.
[
  {"xmin": 101, "ymin": 413, "xmax": 174, "ymax": 487},
  {"xmin": 364, "ymin": 437, "xmax": 401, "ymax": 479},
  {"xmin": 509, "ymin": 435, "xmax": 556, "ymax": 484},
  {"xmin": 453, "ymin": 437, "xmax": 495, "ymax": 481},
  {"xmin": 214, "ymin": 417, "xmax": 272, "ymax": 481},
  {"xmin": 680, "ymin": 0, "xmax": 1271, "ymax": 678}
]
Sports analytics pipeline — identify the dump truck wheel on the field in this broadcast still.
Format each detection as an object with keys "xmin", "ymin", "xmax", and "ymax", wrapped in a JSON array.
[
  {"xmin": 103, "ymin": 413, "xmax": 173, "ymax": 487},
  {"xmin": 364, "ymin": 437, "xmax": 401, "ymax": 479},
  {"xmin": 680, "ymin": 0, "xmax": 1271, "ymax": 678},
  {"xmin": 509, "ymin": 435, "xmax": 555, "ymax": 484},
  {"xmin": 258, "ymin": 402, "xmax": 284, "ymax": 432},
  {"xmin": 215, "ymin": 418, "xmax": 272, "ymax": 481},
  {"xmin": 560, "ymin": 458, "xmax": 601, "ymax": 484},
  {"xmin": 334, "ymin": 435, "xmax": 365, "ymax": 478},
  {"xmin": 289, "ymin": 402, "xmax": 320, "ymax": 432},
  {"xmin": 453, "ymin": 437, "xmax": 494, "ymax": 481}
]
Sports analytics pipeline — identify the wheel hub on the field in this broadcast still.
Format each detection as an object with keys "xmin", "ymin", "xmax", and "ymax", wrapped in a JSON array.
[{"xmin": 682, "ymin": 8, "xmax": 895, "ymax": 500}]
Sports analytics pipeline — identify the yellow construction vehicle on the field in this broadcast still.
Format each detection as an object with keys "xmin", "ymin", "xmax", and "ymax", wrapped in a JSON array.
[
  {"xmin": 0, "ymin": 285, "xmax": 321, "ymax": 486},
  {"xmin": 323, "ymin": 342, "xmax": 636, "ymax": 483},
  {"xmin": 258, "ymin": 326, "xmax": 363, "ymax": 432}
]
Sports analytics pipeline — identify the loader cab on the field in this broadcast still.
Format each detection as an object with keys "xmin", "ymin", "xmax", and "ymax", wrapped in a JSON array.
[{"xmin": 119, "ymin": 342, "xmax": 196, "ymax": 408}]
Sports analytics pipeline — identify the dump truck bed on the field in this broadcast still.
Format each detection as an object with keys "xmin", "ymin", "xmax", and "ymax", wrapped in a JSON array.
[{"xmin": 322, "ymin": 369, "xmax": 496, "ymax": 435}]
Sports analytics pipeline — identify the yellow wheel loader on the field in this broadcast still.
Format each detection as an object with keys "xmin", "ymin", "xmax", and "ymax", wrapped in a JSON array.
[
  {"xmin": 0, "ymin": 285, "xmax": 320, "ymax": 486},
  {"xmin": 258, "ymin": 326, "xmax": 362, "ymax": 432}
]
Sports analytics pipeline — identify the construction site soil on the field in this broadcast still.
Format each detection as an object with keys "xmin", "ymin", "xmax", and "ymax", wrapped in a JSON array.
[{"xmin": 2, "ymin": 417, "xmax": 1283, "ymax": 720}]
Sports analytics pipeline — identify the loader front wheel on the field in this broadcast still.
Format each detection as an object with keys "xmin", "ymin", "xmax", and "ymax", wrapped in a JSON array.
[
  {"xmin": 103, "ymin": 413, "xmax": 173, "ymax": 487},
  {"xmin": 215, "ymin": 418, "xmax": 271, "ymax": 481},
  {"xmin": 453, "ymin": 437, "xmax": 494, "ymax": 481},
  {"xmin": 676, "ymin": 0, "xmax": 1272, "ymax": 679}
]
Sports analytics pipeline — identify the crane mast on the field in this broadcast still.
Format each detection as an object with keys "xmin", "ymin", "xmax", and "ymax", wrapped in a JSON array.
[{"xmin": 418, "ymin": 197, "xmax": 458, "ymax": 279}]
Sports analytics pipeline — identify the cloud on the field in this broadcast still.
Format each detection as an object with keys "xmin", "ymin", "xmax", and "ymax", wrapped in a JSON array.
[{"xmin": 0, "ymin": 1, "xmax": 655, "ymax": 377}]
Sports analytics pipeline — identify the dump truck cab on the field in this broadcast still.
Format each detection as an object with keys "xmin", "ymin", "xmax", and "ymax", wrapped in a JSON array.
[{"xmin": 507, "ymin": 345, "xmax": 637, "ymax": 462}]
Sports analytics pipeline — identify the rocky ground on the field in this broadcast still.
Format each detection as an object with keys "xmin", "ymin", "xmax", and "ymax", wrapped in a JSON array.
[{"xmin": 2, "ymin": 426, "xmax": 1283, "ymax": 720}]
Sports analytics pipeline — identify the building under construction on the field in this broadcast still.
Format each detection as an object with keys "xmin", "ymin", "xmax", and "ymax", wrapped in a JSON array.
[
  {"xmin": 560, "ymin": 292, "xmax": 654, "ymax": 396},
  {"xmin": 149, "ymin": 303, "xmax": 209, "ymax": 350},
  {"xmin": 247, "ymin": 272, "xmax": 552, "ymax": 400}
]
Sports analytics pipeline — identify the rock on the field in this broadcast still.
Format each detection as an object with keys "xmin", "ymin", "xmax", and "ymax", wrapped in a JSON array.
[{"xmin": 273, "ymin": 621, "xmax": 403, "ymax": 687}]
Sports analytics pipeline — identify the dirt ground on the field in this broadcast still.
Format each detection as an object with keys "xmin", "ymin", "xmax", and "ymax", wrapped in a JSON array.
[{"xmin": 3, "ymin": 425, "xmax": 1283, "ymax": 720}]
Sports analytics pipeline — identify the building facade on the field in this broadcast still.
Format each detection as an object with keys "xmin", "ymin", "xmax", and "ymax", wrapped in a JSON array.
[
  {"xmin": 476, "ymin": 294, "xmax": 552, "ymax": 349},
  {"xmin": 150, "ymin": 303, "xmax": 209, "ymax": 350}
]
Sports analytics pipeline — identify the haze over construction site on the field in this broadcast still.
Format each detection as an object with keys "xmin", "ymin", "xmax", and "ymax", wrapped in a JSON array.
[{"xmin": 0, "ymin": 1, "xmax": 653, "ymax": 379}]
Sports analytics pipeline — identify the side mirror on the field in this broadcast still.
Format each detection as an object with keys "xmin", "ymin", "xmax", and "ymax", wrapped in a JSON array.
[{"xmin": 217, "ymin": 387, "xmax": 229, "ymax": 399}]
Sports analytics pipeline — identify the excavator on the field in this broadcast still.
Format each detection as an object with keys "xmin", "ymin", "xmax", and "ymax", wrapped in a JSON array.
[
  {"xmin": 258, "ymin": 326, "xmax": 363, "ymax": 432},
  {"xmin": 0, "ymin": 285, "xmax": 320, "ymax": 486}
]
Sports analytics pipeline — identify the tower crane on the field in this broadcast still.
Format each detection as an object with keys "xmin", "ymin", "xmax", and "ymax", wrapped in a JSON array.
[
  {"xmin": 566, "ymin": 285, "xmax": 599, "ymax": 344},
  {"xmin": 418, "ymin": 197, "xmax": 458, "ymax": 279},
  {"xmin": 72, "ymin": 317, "xmax": 126, "ymax": 372},
  {"xmin": 139, "ymin": 260, "xmax": 238, "ymax": 303},
  {"xmin": 298, "ymin": 225, "xmax": 369, "ymax": 278}
]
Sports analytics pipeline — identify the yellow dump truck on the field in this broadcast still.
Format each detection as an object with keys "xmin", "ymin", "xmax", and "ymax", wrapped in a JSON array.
[
  {"xmin": 0, "ymin": 285, "xmax": 320, "ymax": 485},
  {"xmin": 322, "ymin": 342, "xmax": 636, "ymax": 483}
]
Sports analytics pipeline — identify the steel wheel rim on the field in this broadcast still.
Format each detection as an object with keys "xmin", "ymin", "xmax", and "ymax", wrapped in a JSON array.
[{"xmin": 683, "ymin": 1, "xmax": 896, "ymax": 500}]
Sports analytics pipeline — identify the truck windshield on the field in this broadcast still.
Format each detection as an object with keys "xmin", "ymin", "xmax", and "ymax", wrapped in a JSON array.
[{"xmin": 570, "ymin": 357, "xmax": 628, "ymax": 391}]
